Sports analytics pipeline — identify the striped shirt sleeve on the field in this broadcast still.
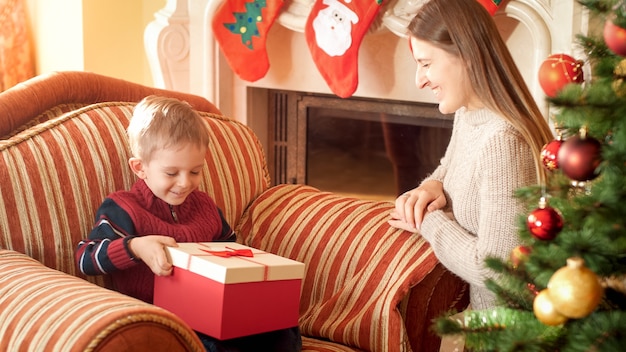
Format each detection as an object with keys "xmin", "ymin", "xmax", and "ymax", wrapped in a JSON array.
[
  {"xmin": 75, "ymin": 198, "xmax": 138, "ymax": 275},
  {"xmin": 213, "ymin": 207, "xmax": 237, "ymax": 242}
]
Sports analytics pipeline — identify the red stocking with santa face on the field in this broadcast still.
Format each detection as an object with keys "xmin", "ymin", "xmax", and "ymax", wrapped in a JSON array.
[{"xmin": 305, "ymin": 0, "xmax": 384, "ymax": 98}]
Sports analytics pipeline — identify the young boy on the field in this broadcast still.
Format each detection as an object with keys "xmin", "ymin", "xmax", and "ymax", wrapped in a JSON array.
[{"xmin": 76, "ymin": 96, "xmax": 301, "ymax": 351}]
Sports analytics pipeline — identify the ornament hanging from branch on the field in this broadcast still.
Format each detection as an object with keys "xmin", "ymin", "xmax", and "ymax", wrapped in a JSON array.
[
  {"xmin": 548, "ymin": 257, "xmax": 604, "ymax": 318},
  {"xmin": 557, "ymin": 127, "xmax": 602, "ymax": 182},
  {"xmin": 538, "ymin": 54, "xmax": 585, "ymax": 98},
  {"xmin": 534, "ymin": 257, "xmax": 604, "ymax": 325},
  {"xmin": 534, "ymin": 289, "xmax": 569, "ymax": 326},
  {"xmin": 541, "ymin": 134, "xmax": 563, "ymax": 171},
  {"xmin": 510, "ymin": 245, "xmax": 532, "ymax": 269},
  {"xmin": 604, "ymin": 17, "xmax": 626, "ymax": 57},
  {"xmin": 612, "ymin": 58, "xmax": 626, "ymax": 96},
  {"xmin": 526, "ymin": 197, "xmax": 563, "ymax": 241}
]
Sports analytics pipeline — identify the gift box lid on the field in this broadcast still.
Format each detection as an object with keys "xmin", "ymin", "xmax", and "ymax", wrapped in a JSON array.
[{"xmin": 166, "ymin": 242, "xmax": 305, "ymax": 284}]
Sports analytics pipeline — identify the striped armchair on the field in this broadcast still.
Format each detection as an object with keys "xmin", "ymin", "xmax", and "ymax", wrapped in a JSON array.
[{"xmin": 0, "ymin": 71, "xmax": 468, "ymax": 352}]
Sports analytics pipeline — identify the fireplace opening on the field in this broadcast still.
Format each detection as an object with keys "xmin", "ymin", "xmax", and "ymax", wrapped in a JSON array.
[{"xmin": 268, "ymin": 90, "xmax": 454, "ymax": 201}]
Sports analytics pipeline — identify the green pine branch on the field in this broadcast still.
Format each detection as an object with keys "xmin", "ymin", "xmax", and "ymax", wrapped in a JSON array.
[
  {"xmin": 562, "ymin": 311, "xmax": 626, "ymax": 351},
  {"xmin": 433, "ymin": 308, "xmax": 566, "ymax": 352}
]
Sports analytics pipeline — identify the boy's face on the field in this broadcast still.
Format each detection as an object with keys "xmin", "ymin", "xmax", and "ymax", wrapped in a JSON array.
[{"xmin": 129, "ymin": 143, "xmax": 206, "ymax": 206}]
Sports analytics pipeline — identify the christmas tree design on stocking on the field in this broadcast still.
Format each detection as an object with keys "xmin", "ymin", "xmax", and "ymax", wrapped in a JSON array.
[
  {"xmin": 477, "ymin": 0, "xmax": 503, "ymax": 15},
  {"xmin": 212, "ymin": 0, "xmax": 284, "ymax": 82},
  {"xmin": 305, "ymin": 0, "xmax": 383, "ymax": 98}
]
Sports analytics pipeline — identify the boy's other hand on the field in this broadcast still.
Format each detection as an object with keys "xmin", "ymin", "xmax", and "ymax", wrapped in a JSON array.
[{"xmin": 129, "ymin": 235, "xmax": 179, "ymax": 276}]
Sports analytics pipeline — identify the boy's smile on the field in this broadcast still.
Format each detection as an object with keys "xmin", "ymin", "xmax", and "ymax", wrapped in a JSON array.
[{"xmin": 130, "ymin": 143, "xmax": 207, "ymax": 206}]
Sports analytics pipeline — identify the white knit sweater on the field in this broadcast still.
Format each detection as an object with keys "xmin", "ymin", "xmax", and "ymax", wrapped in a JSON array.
[{"xmin": 419, "ymin": 107, "xmax": 536, "ymax": 309}]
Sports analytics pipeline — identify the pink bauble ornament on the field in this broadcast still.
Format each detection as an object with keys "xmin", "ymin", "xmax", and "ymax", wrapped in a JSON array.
[{"xmin": 604, "ymin": 19, "xmax": 626, "ymax": 56}]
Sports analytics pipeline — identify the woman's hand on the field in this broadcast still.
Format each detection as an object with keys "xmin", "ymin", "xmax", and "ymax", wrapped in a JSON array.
[
  {"xmin": 129, "ymin": 235, "xmax": 179, "ymax": 276},
  {"xmin": 388, "ymin": 180, "xmax": 446, "ymax": 231}
]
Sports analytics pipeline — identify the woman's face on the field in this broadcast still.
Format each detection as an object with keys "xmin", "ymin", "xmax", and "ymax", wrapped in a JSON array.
[{"xmin": 409, "ymin": 37, "xmax": 481, "ymax": 114}]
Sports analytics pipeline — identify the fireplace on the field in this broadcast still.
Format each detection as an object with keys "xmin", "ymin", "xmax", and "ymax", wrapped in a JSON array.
[
  {"xmin": 145, "ymin": 0, "xmax": 587, "ymax": 198},
  {"xmin": 266, "ymin": 89, "xmax": 452, "ymax": 199}
]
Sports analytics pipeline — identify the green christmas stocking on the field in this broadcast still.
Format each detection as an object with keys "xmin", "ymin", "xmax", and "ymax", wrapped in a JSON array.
[{"xmin": 212, "ymin": 0, "xmax": 284, "ymax": 82}]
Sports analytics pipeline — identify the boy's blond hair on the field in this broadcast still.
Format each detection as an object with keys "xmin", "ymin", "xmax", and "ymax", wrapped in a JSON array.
[{"xmin": 127, "ymin": 95, "xmax": 210, "ymax": 162}]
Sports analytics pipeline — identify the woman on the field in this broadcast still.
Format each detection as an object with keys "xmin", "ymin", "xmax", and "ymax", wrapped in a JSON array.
[{"xmin": 388, "ymin": 0, "xmax": 554, "ymax": 309}]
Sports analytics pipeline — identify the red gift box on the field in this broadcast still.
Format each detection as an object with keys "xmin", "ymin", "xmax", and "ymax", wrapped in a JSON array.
[{"xmin": 153, "ymin": 242, "xmax": 305, "ymax": 340}]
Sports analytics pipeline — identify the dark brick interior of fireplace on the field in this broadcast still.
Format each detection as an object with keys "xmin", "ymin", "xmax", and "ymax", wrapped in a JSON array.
[{"xmin": 268, "ymin": 90, "xmax": 454, "ymax": 201}]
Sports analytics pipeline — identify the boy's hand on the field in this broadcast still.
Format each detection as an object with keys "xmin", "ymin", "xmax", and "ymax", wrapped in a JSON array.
[{"xmin": 129, "ymin": 235, "xmax": 178, "ymax": 276}]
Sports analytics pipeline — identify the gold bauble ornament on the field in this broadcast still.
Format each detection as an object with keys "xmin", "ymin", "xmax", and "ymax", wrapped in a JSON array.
[
  {"xmin": 612, "ymin": 79, "xmax": 626, "ymax": 97},
  {"xmin": 534, "ymin": 289, "xmax": 569, "ymax": 326},
  {"xmin": 547, "ymin": 257, "xmax": 604, "ymax": 318},
  {"xmin": 613, "ymin": 59, "xmax": 626, "ymax": 97},
  {"xmin": 614, "ymin": 59, "xmax": 626, "ymax": 77}
]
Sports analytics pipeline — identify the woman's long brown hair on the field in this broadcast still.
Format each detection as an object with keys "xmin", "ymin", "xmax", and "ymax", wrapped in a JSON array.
[{"xmin": 408, "ymin": 0, "xmax": 554, "ymax": 184}]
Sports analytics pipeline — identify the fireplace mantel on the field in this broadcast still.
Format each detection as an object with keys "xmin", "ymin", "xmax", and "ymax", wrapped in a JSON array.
[{"xmin": 145, "ymin": 0, "xmax": 587, "ymax": 126}]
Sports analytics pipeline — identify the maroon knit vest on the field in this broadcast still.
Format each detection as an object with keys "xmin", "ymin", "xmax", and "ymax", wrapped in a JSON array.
[
  {"xmin": 108, "ymin": 179, "xmax": 224, "ymax": 302},
  {"xmin": 110, "ymin": 179, "xmax": 223, "ymax": 241}
]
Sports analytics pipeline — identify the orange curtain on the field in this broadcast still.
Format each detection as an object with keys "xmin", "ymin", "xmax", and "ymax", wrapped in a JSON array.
[{"xmin": 0, "ymin": 0, "xmax": 35, "ymax": 91}]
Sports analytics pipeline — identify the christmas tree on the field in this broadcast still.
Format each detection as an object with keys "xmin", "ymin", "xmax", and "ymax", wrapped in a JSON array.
[
  {"xmin": 222, "ymin": 0, "xmax": 267, "ymax": 49},
  {"xmin": 434, "ymin": 1, "xmax": 626, "ymax": 350}
]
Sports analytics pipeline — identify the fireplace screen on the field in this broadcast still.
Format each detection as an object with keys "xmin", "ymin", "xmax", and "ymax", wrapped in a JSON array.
[{"xmin": 268, "ymin": 90, "xmax": 453, "ymax": 201}]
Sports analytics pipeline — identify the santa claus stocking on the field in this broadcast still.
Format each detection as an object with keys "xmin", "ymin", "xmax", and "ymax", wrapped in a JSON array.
[
  {"xmin": 477, "ymin": 0, "xmax": 503, "ymax": 15},
  {"xmin": 212, "ymin": 0, "xmax": 284, "ymax": 82},
  {"xmin": 305, "ymin": 0, "xmax": 383, "ymax": 98}
]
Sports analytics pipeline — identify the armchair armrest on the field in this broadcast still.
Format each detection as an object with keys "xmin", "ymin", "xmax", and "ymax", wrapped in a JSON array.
[
  {"xmin": 0, "ymin": 250, "xmax": 203, "ymax": 352},
  {"xmin": 236, "ymin": 184, "xmax": 469, "ymax": 352}
]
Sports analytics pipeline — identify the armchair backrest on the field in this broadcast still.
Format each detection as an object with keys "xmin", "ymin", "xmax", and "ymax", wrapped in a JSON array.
[{"xmin": 0, "ymin": 71, "xmax": 221, "ymax": 138}]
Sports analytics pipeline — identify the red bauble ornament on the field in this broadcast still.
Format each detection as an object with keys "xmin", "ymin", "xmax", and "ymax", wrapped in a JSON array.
[
  {"xmin": 527, "ymin": 198, "xmax": 563, "ymax": 241},
  {"xmin": 510, "ymin": 245, "xmax": 532, "ymax": 269},
  {"xmin": 538, "ymin": 54, "xmax": 584, "ymax": 97},
  {"xmin": 527, "ymin": 282, "xmax": 539, "ymax": 296},
  {"xmin": 541, "ymin": 137, "xmax": 563, "ymax": 171},
  {"xmin": 604, "ymin": 19, "xmax": 626, "ymax": 57},
  {"xmin": 557, "ymin": 134, "xmax": 602, "ymax": 181}
]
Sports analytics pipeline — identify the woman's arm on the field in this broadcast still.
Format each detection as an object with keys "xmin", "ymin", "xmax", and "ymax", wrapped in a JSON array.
[{"xmin": 418, "ymin": 132, "xmax": 534, "ymax": 287}]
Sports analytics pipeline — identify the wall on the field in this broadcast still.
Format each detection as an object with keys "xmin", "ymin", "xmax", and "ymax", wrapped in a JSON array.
[
  {"xmin": 183, "ymin": 0, "xmax": 578, "ymax": 123},
  {"xmin": 25, "ymin": 0, "xmax": 163, "ymax": 86}
]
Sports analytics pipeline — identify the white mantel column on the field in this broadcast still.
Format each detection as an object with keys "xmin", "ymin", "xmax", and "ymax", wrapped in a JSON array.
[{"xmin": 144, "ymin": 0, "xmax": 191, "ymax": 92}]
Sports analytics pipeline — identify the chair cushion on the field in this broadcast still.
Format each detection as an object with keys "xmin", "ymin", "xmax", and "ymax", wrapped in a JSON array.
[
  {"xmin": 0, "ymin": 249, "xmax": 203, "ymax": 351},
  {"xmin": 301, "ymin": 336, "xmax": 364, "ymax": 351},
  {"xmin": 236, "ymin": 184, "xmax": 439, "ymax": 352}
]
